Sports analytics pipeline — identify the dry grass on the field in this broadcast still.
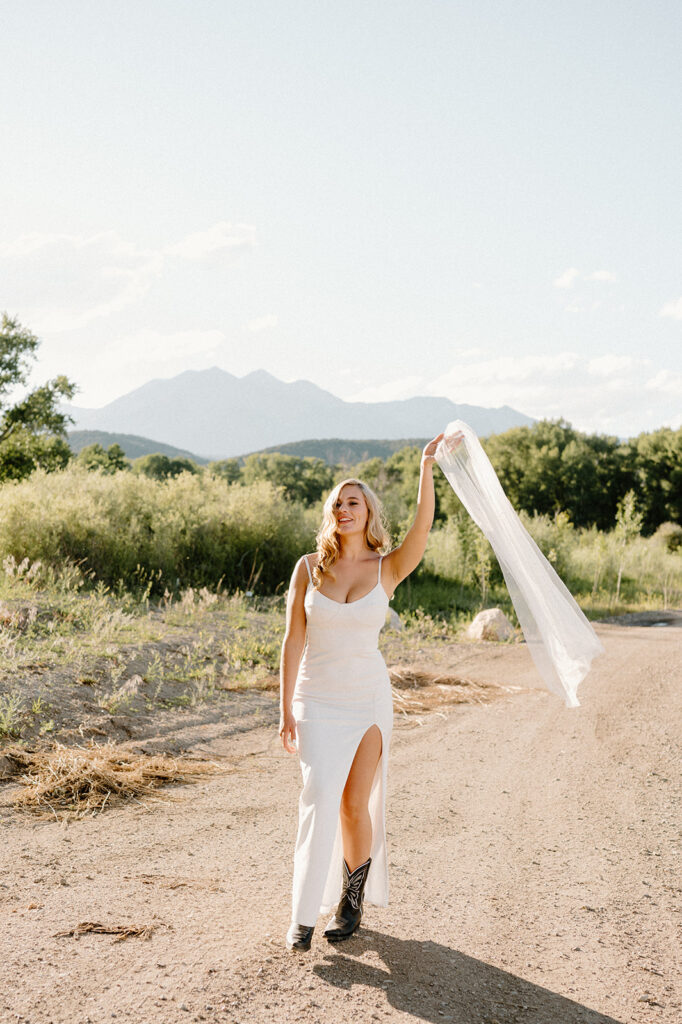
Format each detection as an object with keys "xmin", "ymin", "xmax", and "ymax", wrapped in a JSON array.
[
  {"xmin": 1, "ymin": 741, "xmax": 227, "ymax": 820},
  {"xmin": 389, "ymin": 666, "xmax": 524, "ymax": 714},
  {"xmin": 126, "ymin": 872, "xmax": 226, "ymax": 892},
  {"xmin": 52, "ymin": 920, "xmax": 160, "ymax": 942}
]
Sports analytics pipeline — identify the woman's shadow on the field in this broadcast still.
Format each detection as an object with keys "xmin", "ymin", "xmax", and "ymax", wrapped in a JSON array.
[{"xmin": 313, "ymin": 928, "xmax": 625, "ymax": 1024}]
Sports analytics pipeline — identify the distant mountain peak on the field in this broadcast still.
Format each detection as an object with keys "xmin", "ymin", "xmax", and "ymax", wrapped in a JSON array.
[
  {"xmin": 67, "ymin": 368, "xmax": 534, "ymax": 458},
  {"xmin": 242, "ymin": 368, "xmax": 279, "ymax": 383}
]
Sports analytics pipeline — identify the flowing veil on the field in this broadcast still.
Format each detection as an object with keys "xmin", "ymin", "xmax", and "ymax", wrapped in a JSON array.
[{"xmin": 435, "ymin": 421, "xmax": 604, "ymax": 708}]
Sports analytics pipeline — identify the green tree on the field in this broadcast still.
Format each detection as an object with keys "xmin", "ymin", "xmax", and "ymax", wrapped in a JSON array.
[
  {"xmin": 483, "ymin": 419, "xmax": 632, "ymax": 530},
  {"xmin": 630, "ymin": 426, "xmax": 682, "ymax": 532},
  {"xmin": 76, "ymin": 442, "xmax": 129, "ymax": 474},
  {"xmin": 0, "ymin": 313, "xmax": 77, "ymax": 480},
  {"xmin": 614, "ymin": 489, "xmax": 644, "ymax": 603},
  {"xmin": 242, "ymin": 453, "xmax": 334, "ymax": 504},
  {"xmin": 208, "ymin": 458, "xmax": 241, "ymax": 483},
  {"xmin": 134, "ymin": 453, "xmax": 198, "ymax": 480}
]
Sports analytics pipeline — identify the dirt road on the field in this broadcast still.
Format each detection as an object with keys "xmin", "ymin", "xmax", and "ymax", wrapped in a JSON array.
[{"xmin": 0, "ymin": 623, "xmax": 680, "ymax": 1024}]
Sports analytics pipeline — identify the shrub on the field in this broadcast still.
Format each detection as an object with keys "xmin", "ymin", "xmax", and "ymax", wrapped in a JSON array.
[
  {"xmin": 0, "ymin": 467, "xmax": 314, "ymax": 594},
  {"xmin": 652, "ymin": 521, "xmax": 682, "ymax": 553}
]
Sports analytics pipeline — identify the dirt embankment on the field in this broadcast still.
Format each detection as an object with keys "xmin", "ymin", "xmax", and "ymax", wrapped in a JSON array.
[{"xmin": 0, "ymin": 622, "xmax": 680, "ymax": 1024}]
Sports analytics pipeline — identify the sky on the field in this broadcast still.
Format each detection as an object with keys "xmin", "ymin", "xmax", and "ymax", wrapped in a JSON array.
[{"xmin": 1, "ymin": 0, "xmax": 681, "ymax": 438}]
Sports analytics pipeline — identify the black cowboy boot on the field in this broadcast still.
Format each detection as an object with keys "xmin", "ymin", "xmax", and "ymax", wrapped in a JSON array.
[
  {"xmin": 285, "ymin": 922, "xmax": 314, "ymax": 951},
  {"xmin": 323, "ymin": 856, "xmax": 372, "ymax": 942}
]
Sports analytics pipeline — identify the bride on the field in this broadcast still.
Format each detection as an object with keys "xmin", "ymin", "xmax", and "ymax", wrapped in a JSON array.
[
  {"xmin": 279, "ymin": 432, "xmax": 445, "ymax": 951},
  {"xmin": 278, "ymin": 420, "xmax": 602, "ymax": 950}
]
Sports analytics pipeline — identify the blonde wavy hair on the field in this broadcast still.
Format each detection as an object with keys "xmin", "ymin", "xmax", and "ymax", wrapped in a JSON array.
[{"xmin": 312, "ymin": 478, "xmax": 391, "ymax": 588}]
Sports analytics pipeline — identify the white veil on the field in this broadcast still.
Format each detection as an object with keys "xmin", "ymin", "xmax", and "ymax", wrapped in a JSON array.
[{"xmin": 435, "ymin": 420, "xmax": 604, "ymax": 708}]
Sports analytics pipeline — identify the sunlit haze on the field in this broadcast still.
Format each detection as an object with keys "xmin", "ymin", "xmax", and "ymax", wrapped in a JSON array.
[{"xmin": 1, "ymin": 1, "xmax": 680, "ymax": 438}]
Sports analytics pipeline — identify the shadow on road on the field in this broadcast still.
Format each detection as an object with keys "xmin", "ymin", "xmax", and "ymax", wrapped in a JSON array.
[{"xmin": 314, "ymin": 928, "xmax": 624, "ymax": 1024}]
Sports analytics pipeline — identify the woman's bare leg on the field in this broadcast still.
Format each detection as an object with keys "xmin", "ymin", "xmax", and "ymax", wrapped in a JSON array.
[{"xmin": 339, "ymin": 725, "xmax": 382, "ymax": 871}]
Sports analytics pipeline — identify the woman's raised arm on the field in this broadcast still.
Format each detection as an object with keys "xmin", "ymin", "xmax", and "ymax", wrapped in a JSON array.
[{"xmin": 383, "ymin": 433, "xmax": 443, "ymax": 593}]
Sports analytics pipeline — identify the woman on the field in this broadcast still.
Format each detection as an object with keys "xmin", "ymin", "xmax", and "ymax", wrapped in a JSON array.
[{"xmin": 279, "ymin": 432, "xmax": 445, "ymax": 951}]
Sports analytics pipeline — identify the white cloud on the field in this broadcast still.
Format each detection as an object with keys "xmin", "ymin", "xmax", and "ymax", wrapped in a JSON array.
[
  {"xmin": 348, "ymin": 349, "xmax": 679, "ymax": 436},
  {"xmin": 0, "ymin": 231, "xmax": 161, "ymax": 332},
  {"xmin": 64, "ymin": 328, "xmax": 227, "ymax": 407},
  {"xmin": 429, "ymin": 351, "xmax": 581, "ymax": 394},
  {"xmin": 0, "ymin": 222, "xmax": 256, "ymax": 333},
  {"xmin": 554, "ymin": 267, "xmax": 618, "ymax": 289},
  {"xmin": 452, "ymin": 345, "xmax": 484, "ymax": 360},
  {"xmin": 587, "ymin": 270, "xmax": 618, "ymax": 282},
  {"xmin": 587, "ymin": 354, "xmax": 639, "ymax": 377},
  {"xmin": 246, "ymin": 314, "xmax": 278, "ymax": 333},
  {"xmin": 349, "ymin": 376, "xmax": 428, "ymax": 403},
  {"xmin": 659, "ymin": 297, "xmax": 682, "ymax": 320},
  {"xmin": 106, "ymin": 328, "xmax": 224, "ymax": 364},
  {"xmin": 553, "ymin": 267, "xmax": 580, "ymax": 289},
  {"xmin": 163, "ymin": 221, "xmax": 255, "ymax": 261},
  {"xmin": 645, "ymin": 369, "xmax": 682, "ymax": 397}
]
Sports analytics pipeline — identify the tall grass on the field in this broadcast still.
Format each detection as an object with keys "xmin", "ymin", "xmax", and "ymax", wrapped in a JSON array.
[
  {"xmin": 422, "ymin": 509, "xmax": 682, "ymax": 616},
  {"xmin": 0, "ymin": 467, "xmax": 678, "ymax": 614},
  {"xmin": 0, "ymin": 467, "xmax": 315, "ymax": 594}
]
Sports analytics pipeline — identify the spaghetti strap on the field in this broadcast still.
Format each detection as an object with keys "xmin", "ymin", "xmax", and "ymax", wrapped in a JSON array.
[
  {"xmin": 377, "ymin": 555, "xmax": 383, "ymax": 585},
  {"xmin": 302, "ymin": 555, "xmax": 313, "ymax": 584}
]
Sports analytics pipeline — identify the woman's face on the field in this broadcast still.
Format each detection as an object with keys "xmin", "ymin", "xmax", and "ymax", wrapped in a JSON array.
[{"xmin": 334, "ymin": 484, "xmax": 369, "ymax": 538}]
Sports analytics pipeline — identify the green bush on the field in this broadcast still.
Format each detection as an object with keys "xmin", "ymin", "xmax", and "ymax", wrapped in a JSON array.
[
  {"xmin": 652, "ymin": 521, "xmax": 682, "ymax": 553},
  {"xmin": 0, "ymin": 461, "xmax": 678, "ymax": 613},
  {"xmin": 0, "ymin": 467, "xmax": 314, "ymax": 594},
  {"xmin": 422, "ymin": 506, "xmax": 681, "ymax": 614}
]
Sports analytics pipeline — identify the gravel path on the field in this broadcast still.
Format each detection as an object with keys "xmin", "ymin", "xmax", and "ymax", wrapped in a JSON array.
[{"xmin": 0, "ymin": 623, "xmax": 679, "ymax": 1024}]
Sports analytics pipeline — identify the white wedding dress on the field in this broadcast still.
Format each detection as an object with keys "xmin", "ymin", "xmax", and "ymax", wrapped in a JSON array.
[
  {"xmin": 288, "ymin": 423, "xmax": 603, "ymax": 926},
  {"xmin": 290, "ymin": 554, "xmax": 393, "ymax": 928}
]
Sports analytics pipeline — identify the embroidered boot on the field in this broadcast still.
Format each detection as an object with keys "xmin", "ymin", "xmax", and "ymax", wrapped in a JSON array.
[
  {"xmin": 285, "ymin": 922, "xmax": 314, "ymax": 951},
  {"xmin": 323, "ymin": 856, "xmax": 372, "ymax": 942}
]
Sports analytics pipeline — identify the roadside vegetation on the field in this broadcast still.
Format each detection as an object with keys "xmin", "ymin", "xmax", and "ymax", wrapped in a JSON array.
[
  {"xmin": 0, "ymin": 452, "xmax": 678, "ymax": 748},
  {"xmin": 0, "ymin": 434, "xmax": 679, "ymax": 621},
  {"xmin": 0, "ymin": 313, "xmax": 679, "ymax": 760}
]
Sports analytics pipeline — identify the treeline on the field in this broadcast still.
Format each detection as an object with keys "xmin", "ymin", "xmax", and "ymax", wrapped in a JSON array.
[
  {"xmin": 71, "ymin": 418, "xmax": 681, "ymax": 535},
  {"xmin": 483, "ymin": 420, "xmax": 681, "ymax": 534},
  {"xmin": 1, "ymin": 315, "xmax": 677, "ymax": 614},
  {"xmin": 0, "ymin": 463, "xmax": 678, "ymax": 617}
]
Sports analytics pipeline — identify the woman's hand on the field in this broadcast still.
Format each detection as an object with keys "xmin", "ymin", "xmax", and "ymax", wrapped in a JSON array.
[
  {"xmin": 441, "ymin": 429, "xmax": 465, "ymax": 455},
  {"xmin": 279, "ymin": 707, "xmax": 297, "ymax": 753},
  {"xmin": 421, "ymin": 433, "xmax": 445, "ymax": 466}
]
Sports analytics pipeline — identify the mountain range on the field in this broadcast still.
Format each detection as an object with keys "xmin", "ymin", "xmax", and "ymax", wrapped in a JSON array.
[{"xmin": 65, "ymin": 368, "xmax": 534, "ymax": 459}]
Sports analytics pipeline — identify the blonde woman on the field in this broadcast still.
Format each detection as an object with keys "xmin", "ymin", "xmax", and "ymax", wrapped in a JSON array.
[{"xmin": 279, "ymin": 433, "xmax": 444, "ymax": 951}]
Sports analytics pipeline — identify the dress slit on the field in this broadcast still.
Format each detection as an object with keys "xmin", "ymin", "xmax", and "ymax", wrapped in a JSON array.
[
  {"xmin": 289, "ymin": 553, "xmax": 393, "ymax": 927},
  {"xmin": 318, "ymin": 718, "xmax": 390, "ymax": 919},
  {"xmin": 291, "ymin": 717, "xmax": 391, "ymax": 926}
]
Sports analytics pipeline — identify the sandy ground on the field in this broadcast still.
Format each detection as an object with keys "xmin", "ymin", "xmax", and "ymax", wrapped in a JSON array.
[{"xmin": 0, "ymin": 622, "xmax": 680, "ymax": 1024}]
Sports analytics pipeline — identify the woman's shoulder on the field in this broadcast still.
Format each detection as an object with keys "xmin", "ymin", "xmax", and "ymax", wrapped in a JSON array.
[{"xmin": 295, "ymin": 552, "xmax": 319, "ymax": 577}]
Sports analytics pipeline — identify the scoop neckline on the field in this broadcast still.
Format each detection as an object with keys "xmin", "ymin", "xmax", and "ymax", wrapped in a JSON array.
[{"xmin": 310, "ymin": 580, "xmax": 388, "ymax": 606}]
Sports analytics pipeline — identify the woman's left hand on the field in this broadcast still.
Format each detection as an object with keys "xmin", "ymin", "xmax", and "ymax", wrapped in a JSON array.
[{"xmin": 421, "ymin": 433, "xmax": 445, "ymax": 466}]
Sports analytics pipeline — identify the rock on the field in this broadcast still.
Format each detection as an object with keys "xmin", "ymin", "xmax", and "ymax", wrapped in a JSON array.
[
  {"xmin": 385, "ymin": 608, "xmax": 404, "ymax": 631},
  {"xmin": 466, "ymin": 608, "xmax": 514, "ymax": 641}
]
